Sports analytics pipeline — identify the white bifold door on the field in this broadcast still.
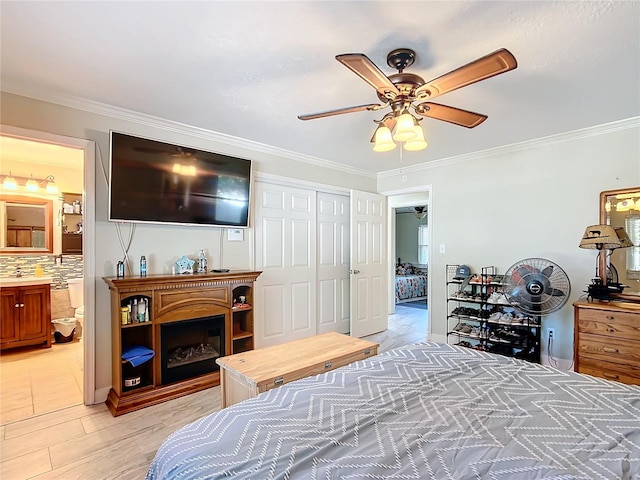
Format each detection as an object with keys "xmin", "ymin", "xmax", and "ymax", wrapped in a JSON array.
[{"xmin": 254, "ymin": 181, "xmax": 386, "ymax": 347}]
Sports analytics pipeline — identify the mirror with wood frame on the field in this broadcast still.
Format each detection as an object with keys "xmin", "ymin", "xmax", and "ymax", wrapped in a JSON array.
[
  {"xmin": 0, "ymin": 195, "xmax": 53, "ymax": 254},
  {"xmin": 599, "ymin": 186, "xmax": 640, "ymax": 299}
]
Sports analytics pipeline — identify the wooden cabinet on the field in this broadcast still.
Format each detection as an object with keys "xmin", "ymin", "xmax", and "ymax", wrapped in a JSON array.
[
  {"xmin": 0, "ymin": 284, "xmax": 51, "ymax": 350},
  {"xmin": 217, "ymin": 332, "xmax": 379, "ymax": 408},
  {"xmin": 62, "ymin": 192, "xmax": 83, "ymax": 254},
  {"xmin": 573, "ymin": 300, "xmax": 640, "ymax": 385},
  {"xmin": 102, "ymin": 271, "xmax": 261, "ymax": 416}
]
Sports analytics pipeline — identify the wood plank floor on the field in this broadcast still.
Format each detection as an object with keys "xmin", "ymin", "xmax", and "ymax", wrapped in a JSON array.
[{"xmin": 0, "ymin": 306, "xmax": 427, "ymax": 479}]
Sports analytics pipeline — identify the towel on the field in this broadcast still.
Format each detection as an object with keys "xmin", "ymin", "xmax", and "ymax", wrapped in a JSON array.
[{"xmin": 122, "ymin": 345, "xmax": 155, "ymax": 367}]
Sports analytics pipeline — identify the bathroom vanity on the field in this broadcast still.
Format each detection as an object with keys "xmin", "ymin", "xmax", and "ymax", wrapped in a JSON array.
[{"xmin": 0, "ymin": 277, "xmax": 52, "ymax": 350}]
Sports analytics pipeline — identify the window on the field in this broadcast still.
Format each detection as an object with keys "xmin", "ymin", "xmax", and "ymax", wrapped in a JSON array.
[
  {"xmin": 418, "ymin": 224, "xmax": 428, "ymax": 265},
  {"xmin": 625, "ymin": 214, "xmax": 640, "ymax": 279}
]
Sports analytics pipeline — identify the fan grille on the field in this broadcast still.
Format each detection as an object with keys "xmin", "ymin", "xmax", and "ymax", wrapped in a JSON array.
[{"xmin": 503, "ymin": 258, "xmax": 571, "ymax": 315}]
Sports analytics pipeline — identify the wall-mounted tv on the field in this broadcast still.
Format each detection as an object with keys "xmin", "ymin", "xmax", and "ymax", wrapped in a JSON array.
[{"xmin": 109, "ymin": 131, "xmax": 252, "ymax": 228}]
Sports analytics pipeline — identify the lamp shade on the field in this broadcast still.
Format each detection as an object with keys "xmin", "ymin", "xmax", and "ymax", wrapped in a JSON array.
[
  {"xmin": 404, "ymin": 124, "xmax": 428, "ymax": 151},
  {"xmin": 373, "ymin": 126, "xmax": 396, "ymax": 152},
  {"xmin": 46, "ymin": 180, "xmax": 58, "ymax": 194},
  {"xmin": 3, "ymin": 174, "xmax": 17, "ymax": 189},
  {"xmin": 393, "ymin": 113, "xmax": 418, "ymax": 142},
  {"xmin": 25, "ymin": 176, "xmax": 39, "ymax": 192},
  {"xmin": 613, "ymin": 226, "xmax": 634, "ymax": 249},
  {"xmin": 579, "ymin": 224, "xmax": 621, "ymax": 250}
]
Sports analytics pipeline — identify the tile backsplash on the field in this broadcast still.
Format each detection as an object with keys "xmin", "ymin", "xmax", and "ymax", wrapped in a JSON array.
[{"xmin": 0, "ymin": 255, "xmax": 83, "ymax": 289}]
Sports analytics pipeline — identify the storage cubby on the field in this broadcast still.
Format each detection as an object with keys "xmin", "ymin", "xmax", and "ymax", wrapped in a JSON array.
[
  {"xmin": 232, "ymin": 284, "xmax": 254, "ymax": 354},
  {"xmin": 103, "ymin": 271, "xmax": 261, "ymax": 416}
]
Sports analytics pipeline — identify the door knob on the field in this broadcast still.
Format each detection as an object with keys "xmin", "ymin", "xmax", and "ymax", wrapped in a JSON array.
[{"xmin": 350, "ymin": 269, "xmax": 360, "ymax": 274}]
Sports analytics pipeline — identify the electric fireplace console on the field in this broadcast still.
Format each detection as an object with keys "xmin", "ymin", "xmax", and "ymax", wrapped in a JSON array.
[{"xmin": 103, "ymin": 271, "xmax": 262, "ymax": 416}]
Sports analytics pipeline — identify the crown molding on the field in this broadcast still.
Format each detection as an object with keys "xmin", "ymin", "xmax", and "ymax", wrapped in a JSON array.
[
  {"xmin": 2, "ymin": 86, "xmax": 376, "ymax": 179},
  {"xmin": 377, "ymin": 116, "xmax": 640, "ymax": 179}
]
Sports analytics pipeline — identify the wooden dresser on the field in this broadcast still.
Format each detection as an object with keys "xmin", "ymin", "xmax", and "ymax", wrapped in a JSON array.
[{"xmin": 573, "ymin": 300, "xmax": 640, "ymax": 385}]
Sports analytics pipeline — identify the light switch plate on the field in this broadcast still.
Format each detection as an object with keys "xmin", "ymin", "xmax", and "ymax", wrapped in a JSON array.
[{"xmin": 227, "ymin": 229, "xmax": 244, "ymax": 242}]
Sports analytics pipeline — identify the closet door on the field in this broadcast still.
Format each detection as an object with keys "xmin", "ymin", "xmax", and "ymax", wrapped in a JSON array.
[
  {"xmin": 254, "ymin": 182, "xmax": 316, "ymax": 348},
  {"xmin": 317, "ymin": 192, "xmax": 350, "ymax": 334}
]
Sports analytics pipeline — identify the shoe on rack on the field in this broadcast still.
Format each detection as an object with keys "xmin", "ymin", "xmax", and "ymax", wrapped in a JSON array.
[
  {"xmin": 497, "ymin": 293, "xmax": 511, "ymax": 305},
  {"xmin": 460, "ymin": 324, "xmax": 473, "ymax": 334}
]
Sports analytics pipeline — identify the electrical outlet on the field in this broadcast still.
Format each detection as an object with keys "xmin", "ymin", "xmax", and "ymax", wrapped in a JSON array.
[{"xmin": 547, "ymin": 328, "xmax": 555, "ymax": 341}]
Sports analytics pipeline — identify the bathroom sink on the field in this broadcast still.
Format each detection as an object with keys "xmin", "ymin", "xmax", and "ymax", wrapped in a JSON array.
[{"xmin": 0, "ymin": 276, "xmax": 54, "ymax": 287}]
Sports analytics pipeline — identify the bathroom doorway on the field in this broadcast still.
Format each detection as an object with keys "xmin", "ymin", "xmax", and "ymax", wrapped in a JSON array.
[{"xmin": 0, "ymin": 126, "xmax": 95, "ymax": 424}]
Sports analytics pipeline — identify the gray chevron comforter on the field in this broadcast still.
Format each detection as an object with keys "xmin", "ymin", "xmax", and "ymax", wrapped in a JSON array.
[{"xmin": 147, "ymin": 342, "xmax": 640, "ymax": 479}]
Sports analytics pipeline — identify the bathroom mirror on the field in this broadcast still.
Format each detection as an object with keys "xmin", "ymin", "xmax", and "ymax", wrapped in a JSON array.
[
  {"xmin": 0, "ymin": 195, "xmax": 53, "ymax": 254},
  {"xmin": 599, "ymin": 186, "xmax": 640, "ymax": 299}
]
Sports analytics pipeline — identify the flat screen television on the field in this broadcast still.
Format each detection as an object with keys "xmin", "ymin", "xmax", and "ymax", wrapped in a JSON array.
[{"xmin": 109, "ymin": 131, "xmax": 252, "ymax": 228}]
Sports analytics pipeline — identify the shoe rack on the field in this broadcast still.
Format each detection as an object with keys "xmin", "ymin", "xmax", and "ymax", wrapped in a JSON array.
[{"xmin": 446, "ymin": 264, "xmax": 541, "ymax": 363}]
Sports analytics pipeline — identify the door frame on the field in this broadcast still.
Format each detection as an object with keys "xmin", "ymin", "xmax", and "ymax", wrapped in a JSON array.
[
  {"xmin": 382, "ymin": 185, "xmax": 432, "ymax": 338},
  {"xmin": 1, "ymin": 124, "xmax": 96, "ymax": 405}
]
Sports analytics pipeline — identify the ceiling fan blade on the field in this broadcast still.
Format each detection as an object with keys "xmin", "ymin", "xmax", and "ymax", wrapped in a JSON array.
[
  {"xmin": 298, "ymin": 103, "xmax": 383, "ymax": 121},
  {"xmin": 415, "ymin": 48, "xmax": 517, "ymax": 100},
  {"xmin": 336, "ymin": 53, "xmax": 400, "ymax": 100},
  {"xmin": 414, "ymin": 102, "xmax": 487, "ymax": 128}
]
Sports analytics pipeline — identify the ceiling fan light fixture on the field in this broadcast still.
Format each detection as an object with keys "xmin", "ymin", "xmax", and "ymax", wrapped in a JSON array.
[
  {"xmin": 373, "ymin": 126, "xmax": 396, "ymax": 152},
  {"xmin": 393, "ymin": 112, "xmax": 418, "ymax": 142},
  {"xmin": 404, "ymin": 124, "xmax": 428, "ymax": 151}
]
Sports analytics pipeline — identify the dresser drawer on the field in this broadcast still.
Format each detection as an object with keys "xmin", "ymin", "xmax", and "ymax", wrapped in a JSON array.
[
  {"xmin": 576, "ymin": 333, "xmax": 640, "ymax": 368},
  {"xmin": 577, "ymin": 357, "xmax": 640, "ymax": 385},
  {"xmin": 577, "ymin": 309, "xmax": 640, "ymax": 341}
]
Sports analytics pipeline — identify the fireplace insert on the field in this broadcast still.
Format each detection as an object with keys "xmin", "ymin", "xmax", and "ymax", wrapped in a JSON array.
[{"xmin": 160, "ymin": 315, "xmax": 225, "ymax": 385}]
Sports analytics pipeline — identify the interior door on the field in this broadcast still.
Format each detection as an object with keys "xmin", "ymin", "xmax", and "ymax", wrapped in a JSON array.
[
  {"xmin": 317, "ymin": 192, "xmax": 350, "ymax": 334},
  {"xmin": 350, "ymin": 189, "xmax": 387, "ymax": 337},
  {"xmin": 254, "ymin": 181, "xmax": 317, "ymax": 348}
]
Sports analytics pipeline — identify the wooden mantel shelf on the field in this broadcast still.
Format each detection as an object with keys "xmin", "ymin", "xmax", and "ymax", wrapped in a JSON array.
[
  {"xmin": 103, "ymin": 270, "xmax": 262, "ymax": 291},
  {"xmin": 103, "ymin": 270, "xmax": 261, "ymax": 416}
]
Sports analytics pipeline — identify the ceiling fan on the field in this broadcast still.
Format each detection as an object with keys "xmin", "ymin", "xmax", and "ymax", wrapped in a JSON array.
[{"xmin": 298, "ymin": 48, "xmax": 517, "ymax": 151}]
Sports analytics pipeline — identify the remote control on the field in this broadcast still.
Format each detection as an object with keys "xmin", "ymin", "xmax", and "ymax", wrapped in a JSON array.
[{"xmin": 212, "ymin": 268, "xmax": 230, "ymax": 273}]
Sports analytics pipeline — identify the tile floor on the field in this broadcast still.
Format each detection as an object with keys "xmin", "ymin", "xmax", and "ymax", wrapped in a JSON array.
[
  {"xmin": 1, "ymin": 339, "xmax": 83, "ymax": 425},
  {"xmin": 0, "ymin": 305, "xmax": 427, "ymax": 479}
]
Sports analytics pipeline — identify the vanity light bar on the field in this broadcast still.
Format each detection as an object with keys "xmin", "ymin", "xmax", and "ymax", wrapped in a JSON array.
[{"xmin": 0, "ymin": 173, "xmax": 58, "ymax": 193}]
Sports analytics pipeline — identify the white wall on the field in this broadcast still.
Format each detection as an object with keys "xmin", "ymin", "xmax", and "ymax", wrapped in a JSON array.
[
  {"xmin": 395, "ymin": 213, "xmax": 427, "ymax": 265},
  {"xmin": 1, "ymin": 92, "xmax": 377, "ymax": 399},
  {"xmin": 379, "ymin": 120, "xmax": 640, "ymax": 363}
]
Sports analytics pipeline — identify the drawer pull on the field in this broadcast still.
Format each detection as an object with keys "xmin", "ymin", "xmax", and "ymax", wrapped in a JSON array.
[
  {"xmin": 603, "ymin": 347, "xmax": 619, "ymax": 353},
  {"xmin": 324, "ymin": 361, "xmax": 332, "ymax": 369},
  {"xmin": 602, "ymin": 372, "xmax": 620, "ymax": 380},
  {"xmin": 606, "ymin": 315, "xmax": 615, "ymax": 320},
  {"xmin": 274, "ymin": 377, "xmax": 284, "ymax": 386},
  {"xmin": 607, "ymin": 327, "xmax": 616, "ymax": 333},
  {"xmin": 364, "ymin": 348, "xmax": 371, "ymax": 355}
]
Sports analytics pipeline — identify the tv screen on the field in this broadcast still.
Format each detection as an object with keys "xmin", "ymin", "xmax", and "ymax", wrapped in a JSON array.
[{"xmin": 109, "ymin": 132, "xmax": 252, "ymax": 228}]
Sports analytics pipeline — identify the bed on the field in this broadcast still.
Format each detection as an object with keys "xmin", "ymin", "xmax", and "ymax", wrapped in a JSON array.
[
  {"xmin": 395, "ymin": 263, "xmax": 427, "ymax": 303},
  {"xmin": 395, "ymin": 273, "xmax": 428, "ymax": 303},
  {"xmin": 147, "ymin": 342, "xmax": 640, "ymax": 480}
]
